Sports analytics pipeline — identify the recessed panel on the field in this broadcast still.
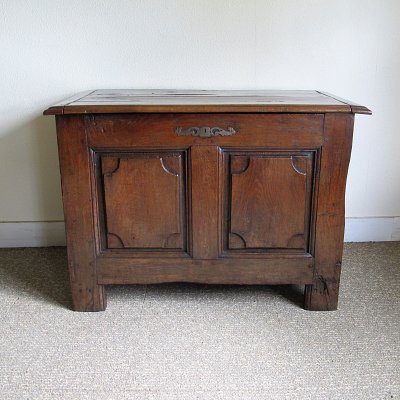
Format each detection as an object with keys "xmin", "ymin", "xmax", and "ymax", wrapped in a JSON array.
[
  {"xmin": 224, "ymin": 151, "xmax": 315, "ymax": 253},
  {"xmin": 98, "ymin": 151, "xmax": 187, "ymax": 252}
]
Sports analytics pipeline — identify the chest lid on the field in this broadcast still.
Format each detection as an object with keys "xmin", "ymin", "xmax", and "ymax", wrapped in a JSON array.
[{"xmin": 43, "ymin": 89, "xmax": 371, "ymax": 115}]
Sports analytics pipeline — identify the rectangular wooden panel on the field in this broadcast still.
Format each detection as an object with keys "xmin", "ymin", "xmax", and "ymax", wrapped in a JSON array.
[
  {"xmin": 222, "ymin": 151, "xmax": 315, "ymax": 255},
  {"xmin": 87, "ymin": 113, "xmax": 324, "ymax": 149},
  {"xmin": 97, "ymin": 151, "xmax": 188, "ymax": 253},
  {"xmin": 96, "ymin": 256, "xmax": 314, "ymax": 285}
]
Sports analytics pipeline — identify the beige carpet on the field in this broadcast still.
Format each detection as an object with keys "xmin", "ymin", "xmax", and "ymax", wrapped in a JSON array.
[{"xmin": 0, "ymin": 242, "xmax": 399, "ymax": 400}]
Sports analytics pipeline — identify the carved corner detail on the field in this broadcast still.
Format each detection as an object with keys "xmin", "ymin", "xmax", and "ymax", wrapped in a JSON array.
[
  {"xmin": 286, "ymin": 233, "xmax": 305, "ymax": 249},
  {"xmin": 160, "ymin": 156, "xmax": 180, "ymax": 176},
  {"xmin": 163, "ymin": 232, "xmax": 182, "ymax": 248},
  {"xmin": 229, "ymin": 232, "xmax": 247, "ymax": 249},
  {"xmin": 107, "ymin": 232, "xmax": 125, "ymax": 248},
  {"xmin": 230, "ymin": 156, "xmax": 250, "ymax": 174},
  {"xmin": 102, "ymin": 157, "xmax": 121, "ymax": 177},
  {"xmin": 291, "ymin": 156, "xmax": 307, "ymax": 175}
]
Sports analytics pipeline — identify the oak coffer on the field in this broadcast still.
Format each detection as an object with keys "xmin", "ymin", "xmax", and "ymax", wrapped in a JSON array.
[{"xmin": 44, "ymin": 90, "xmax": 371, "ymax": 311}]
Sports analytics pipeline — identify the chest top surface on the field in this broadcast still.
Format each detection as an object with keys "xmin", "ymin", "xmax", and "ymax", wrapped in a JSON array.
[{"xmin": 44, "ymin": 89, "xmax": 371, "ymax": 115}]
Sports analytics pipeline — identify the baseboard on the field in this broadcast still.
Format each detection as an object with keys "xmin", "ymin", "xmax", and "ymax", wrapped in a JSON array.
[
  {"xmin": 0, "ymin": 218, "xmax": 399, "ymax": 247},
  {"xmin": 0, "ymin": 222, "xmax": 66, "ymax": 247},
  {"xmin": 344, "ymin": 217, "xmax": 400, "ymax": 242}
]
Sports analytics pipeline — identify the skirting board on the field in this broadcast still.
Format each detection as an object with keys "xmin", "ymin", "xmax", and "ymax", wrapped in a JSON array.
[
  {"xmin": 0, "ymin": 222, "xmax": 66, "ymax": 247},
  {"xmin": 0, "ymin": 218, "xmax": 399, "ymax": 248},
  {"xmin": 344, "ymin": 217, "xmax": 400, "ymax": 242}
]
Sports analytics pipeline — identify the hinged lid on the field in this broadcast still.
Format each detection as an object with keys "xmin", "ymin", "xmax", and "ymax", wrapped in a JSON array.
[{"xmin": 43, "ymin": 89, "xmax": 371, "ymax": 115}]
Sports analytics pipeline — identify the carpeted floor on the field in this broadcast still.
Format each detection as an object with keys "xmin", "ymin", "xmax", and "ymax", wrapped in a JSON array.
[{"xmin": 0, "ymin": 242, "xmax": 399, "ymax": 400}]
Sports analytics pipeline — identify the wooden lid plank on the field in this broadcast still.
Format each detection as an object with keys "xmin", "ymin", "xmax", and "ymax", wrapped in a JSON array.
[{"xmin": 43, "ymin": 89, "xmax": 371, "ymax": 115}]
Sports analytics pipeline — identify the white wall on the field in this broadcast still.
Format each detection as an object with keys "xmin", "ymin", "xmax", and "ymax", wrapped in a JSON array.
[{"xmin": 0, "ymin": 0, "xmax": 399, "ymax": 244}]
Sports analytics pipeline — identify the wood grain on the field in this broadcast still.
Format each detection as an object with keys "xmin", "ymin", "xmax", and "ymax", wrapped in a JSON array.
[
  {"xmin": 304, "ymin": 114, "xmax": 355, "ymax": 311},
  {"xmin": 43, "ymin": 89, "xmax": 371, "ymax": 115},
  {"xmin": 96, "ymin": 257, "xmax": 314, "ymax": 285},
  {"xmin": 101, "ymin": 152, "xmax": 186, "ymax": 250},
  {"xmin": 87, "ymin": 113, "xmax": 324, "ymax": 149},
  {"xmin": 46, "ymin": 90, "xmax": 370, "ymax": 311},
  {"xmin": 190, "ymin": 145, "xmax": 219, "ymax": 259},
  {"xmin": 228, "ymin": 152, "xmax": 314, "ymax": 251},
  {"xmin": 55, "ymin": 115, "xmax": 106, "ymax": 311}
]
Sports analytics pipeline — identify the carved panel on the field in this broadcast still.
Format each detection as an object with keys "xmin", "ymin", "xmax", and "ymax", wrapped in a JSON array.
[
  {"xmin": 99, "ymin": 151, "xmax": 187, "ymax": 251},
  {"xmin": 224, "ymin": 151, "xmax": 315, "ymax": 252}
]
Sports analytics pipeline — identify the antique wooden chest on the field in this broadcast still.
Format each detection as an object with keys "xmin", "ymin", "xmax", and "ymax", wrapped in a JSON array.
[{"xmin": 44, "ymin": 90, "xmax": 370, "ymax": 311}]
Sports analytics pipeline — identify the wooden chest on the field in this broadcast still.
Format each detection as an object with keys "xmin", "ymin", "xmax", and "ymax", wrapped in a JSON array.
[{"xmin": 44, "ymin": 90, "xmax": 370, "ymax": 311}]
